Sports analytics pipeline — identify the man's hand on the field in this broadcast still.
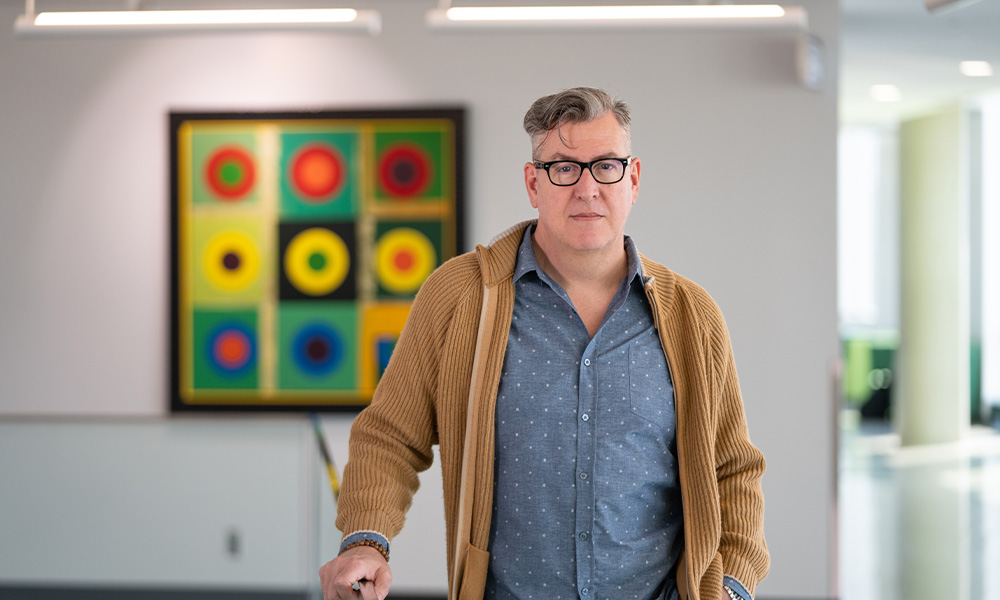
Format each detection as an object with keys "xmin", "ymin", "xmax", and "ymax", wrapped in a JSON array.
[{"xmin": 319, "ymin": 545, "xmax": 392, "ymax": 600}]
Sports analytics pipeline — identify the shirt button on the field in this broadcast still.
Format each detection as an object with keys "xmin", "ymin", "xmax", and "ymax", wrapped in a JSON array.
[
  {"xmin": 579, "ymin": 472, "xmax": 588, "ymax": 480},
  {"xmin": 579, "ymin": 532, "xmax": 589, "ymax": 540},
  {"xmin": 584, "ymin": 358, "xmax": 591, "ymax": 366},
  {"xmin": 581, "ymin": 588, "xmax": 589, "ymax": 596},
  {"xmin": 581, "ymin": 413, "xmax": 590, "ymax": 422}
]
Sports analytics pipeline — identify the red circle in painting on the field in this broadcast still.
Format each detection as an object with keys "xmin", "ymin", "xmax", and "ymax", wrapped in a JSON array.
[
  {"xmin": 378, "ymin": 143, "xmax": 433, "ymax": 198},
  {"xmin": 393, "ymin": 249, "xmax": 415, "ymax": 272},
  {"xmin": 212, "ymin": 329, "xmax": 252, "ymax": 370},
  {"xmin": 291, "ymin": 144, "xmax": 345, "ymax": 201},
  {"xmin": 206, "ymin": 146, "xmax": 255, "ymax": 200}
]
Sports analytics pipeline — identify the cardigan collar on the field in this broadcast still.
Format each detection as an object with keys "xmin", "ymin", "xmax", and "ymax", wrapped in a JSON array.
[{"xmin": 476, "ymin": 219, "xmax": 535, "ymax": 287}]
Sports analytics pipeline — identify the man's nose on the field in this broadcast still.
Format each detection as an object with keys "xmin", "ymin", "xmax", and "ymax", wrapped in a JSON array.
[{"xmin": 574, "ymin": 166, "xmax": 600, "ymax": 198}]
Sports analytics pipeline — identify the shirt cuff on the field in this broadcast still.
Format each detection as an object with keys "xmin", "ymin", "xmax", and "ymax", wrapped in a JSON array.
[
  {"xmin": 339, "ymin": 530, "xmax": 391, "ymax": 556},
  {"xmin": 723, "ymin": 576, "xmax": 752, "ymax": 600}
]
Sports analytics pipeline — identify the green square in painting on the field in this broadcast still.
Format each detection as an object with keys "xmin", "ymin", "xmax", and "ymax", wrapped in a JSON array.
[
  {"xmin": 277, "ymin": 302, "xmax": 357, "ymax": 390},
  {"xmin": 191, "ymin": 131, "xmax": 259, "ymax": 207},
  {"xmin": 280, "ymin": 131, "xmax": 359, "ymax": 220},
  {"xmin": 373, "ymin": 220, "xmax": 443, "ymax": 299},
  {"xmin": 192, "ymin": 310, "xmax": 259, "ymax": 390},
  {"xmin": 373, "ymin": 129, "xmax": 446, "ymax": 202}
]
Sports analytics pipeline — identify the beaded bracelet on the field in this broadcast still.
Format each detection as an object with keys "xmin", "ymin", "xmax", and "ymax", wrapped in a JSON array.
[
  {"xmin": 341, "ymin": 539, "xmax": 390, "ymax": 562},
  {"xmin": 723, "ymin": 585, "xmax": 741, "ymax": 600}
]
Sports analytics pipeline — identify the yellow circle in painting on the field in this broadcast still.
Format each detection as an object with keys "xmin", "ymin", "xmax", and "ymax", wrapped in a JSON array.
[
  {"xmin": 375, "ymin": 228, "xmax": 436, "ymax": 294},
  {"xmin": 203, "ymin": 230, "xmax": 260, "ymax": 291},
  {"xmin": 284, "ymin": 227, "xmax": 350, "ymax": 296}
]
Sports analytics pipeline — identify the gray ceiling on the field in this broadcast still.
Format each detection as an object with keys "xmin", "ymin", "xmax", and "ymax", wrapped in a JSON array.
[{"xmin": 840, "ymin": 0, "xmax": 1000, "ymax": 124}]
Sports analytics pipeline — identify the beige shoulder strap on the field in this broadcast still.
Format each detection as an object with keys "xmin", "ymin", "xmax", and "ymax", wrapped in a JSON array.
[{"xmin": 450, "ymin": 282, "xmax": 497, "ymax": 600}]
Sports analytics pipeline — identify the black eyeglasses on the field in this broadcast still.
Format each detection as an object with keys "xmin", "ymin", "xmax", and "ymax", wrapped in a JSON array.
[{"xmin": 534, "ymin": 157, "xmax": 633, "ymax": 186}]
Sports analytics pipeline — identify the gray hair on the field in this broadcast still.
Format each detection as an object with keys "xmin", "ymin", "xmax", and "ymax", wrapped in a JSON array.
[{"xmin": 523, "ymin": 87, "xmax": 631, "ymax": 160}]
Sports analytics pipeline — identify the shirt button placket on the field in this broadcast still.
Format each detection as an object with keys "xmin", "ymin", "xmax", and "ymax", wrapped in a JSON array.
[{"xmin": 576, "ymin": 347, "xmax": 597, "ymax": 600}]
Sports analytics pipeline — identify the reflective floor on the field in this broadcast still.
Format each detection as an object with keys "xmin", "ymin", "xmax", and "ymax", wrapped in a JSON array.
[{"xmin": 838, "ymin": 412, "xmax": 1000, "ymax": 600}]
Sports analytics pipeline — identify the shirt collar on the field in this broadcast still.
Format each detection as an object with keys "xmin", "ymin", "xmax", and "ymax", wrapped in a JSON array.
[{"xmin": 512, "ymin": 223, "xmax": 645, "ymax": 284}]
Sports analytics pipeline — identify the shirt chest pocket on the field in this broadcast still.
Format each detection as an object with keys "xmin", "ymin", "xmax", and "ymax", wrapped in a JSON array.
[{"xmin": 627, "ymin": 344, "xmax": 676, "ymax": 431}]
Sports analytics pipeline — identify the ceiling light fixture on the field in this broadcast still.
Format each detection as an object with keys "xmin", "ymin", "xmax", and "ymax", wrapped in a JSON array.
[
  {"xmin": 426, "ymin": 4, "xmax": 807, "ymax": 31},
  {"xmin": 870, "ymin": 84, "xmax": 902, "ymax": 103},
  {"xmin": 14, "ymin": 1, "xmax": 381, "ymax": 36},
  {"xmin": 960, "ymin": 61, "xmax": 993, "ymax": 77},
  {"xmin": 925, "ymin": 0, "xmax": 984, "ymax": 14},
  {"xmin": 426, "ymin": 2, "xmax": 819, "ymax": 89}
]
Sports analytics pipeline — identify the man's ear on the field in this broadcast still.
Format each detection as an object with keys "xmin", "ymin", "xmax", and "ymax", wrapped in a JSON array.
[
  {"xmin": 525, "ymin": 161, "xmax": 541, "ymax": 209},
  {"xmin": 629, "ymin": 157, "xmax": 641, "ymax": 205}
]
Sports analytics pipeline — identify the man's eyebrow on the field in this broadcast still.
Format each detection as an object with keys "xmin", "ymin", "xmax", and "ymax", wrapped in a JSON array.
[{"xmin": 546, "ymin": 151, "xmax": 621, "ymax": 162}]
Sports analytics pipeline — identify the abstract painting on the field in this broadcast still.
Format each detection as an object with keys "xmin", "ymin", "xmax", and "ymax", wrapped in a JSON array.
[{"xmin": 170, "ymin": 109, "xmax": 464, "ymax": 411}]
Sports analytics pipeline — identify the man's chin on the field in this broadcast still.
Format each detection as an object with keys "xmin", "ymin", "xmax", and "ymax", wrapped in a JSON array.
[{"xmin": 568, "ymin": 237, "xmax": 617, "ymax": 254}]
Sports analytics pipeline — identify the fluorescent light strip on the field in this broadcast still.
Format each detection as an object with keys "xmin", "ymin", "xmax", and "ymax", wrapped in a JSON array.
[
  {"xmin": 427, "ymin": 4, "xmax": 806, "ymax": 31},
  {"xmin": 34, "ymin": 9, "xmax": 358, "ymax": 26},
  {"xmin": 870, "ymin": 84, "xmax": 902, "ymax": 103},
  {"xmin": 960, "ymin": 61, "xmax": 993, "ymax": 77},
  {"xmin": 447, "ymin": 5, "xmax": 785, "ymax": 20},
  {"xmin": 15, "ymin": 8, "xmax": 381, "ymax": 35}
]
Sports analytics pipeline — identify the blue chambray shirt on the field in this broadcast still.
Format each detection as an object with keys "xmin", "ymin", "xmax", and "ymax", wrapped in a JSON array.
[{"xmin": 485, "ymin": 226, "xmax": 683, "ymax": 600}]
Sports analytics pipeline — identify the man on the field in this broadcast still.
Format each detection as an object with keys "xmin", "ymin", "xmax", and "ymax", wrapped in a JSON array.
[{"xmin": 320, "ymin": 87, "xmax": 768, "ymax": 600}]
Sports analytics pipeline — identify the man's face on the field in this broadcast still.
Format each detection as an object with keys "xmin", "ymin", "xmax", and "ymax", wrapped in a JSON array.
[{"xmin": 524, "ymin": 112, "xmax": 640, "ymax": 262}]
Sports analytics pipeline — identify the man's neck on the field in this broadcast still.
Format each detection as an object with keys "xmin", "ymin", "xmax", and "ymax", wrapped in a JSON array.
[{"xmin": 530, "ymin": 234, "xmax": 628, "ymax": 295}]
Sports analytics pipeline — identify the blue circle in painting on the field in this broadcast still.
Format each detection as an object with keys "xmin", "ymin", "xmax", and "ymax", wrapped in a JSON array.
[{"xmin": 292, "ymin": 322, "xmax": 343, "ymax": 376}]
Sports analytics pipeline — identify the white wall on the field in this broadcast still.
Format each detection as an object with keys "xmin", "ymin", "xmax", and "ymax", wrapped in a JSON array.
[{"xmin": 0, "ymin": 0, "xmax": 839, "ymax": 597}]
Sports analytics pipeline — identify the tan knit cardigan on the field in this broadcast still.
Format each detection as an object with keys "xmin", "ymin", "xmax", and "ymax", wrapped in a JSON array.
[{"xmin": 337, "ymin": 220, "xmax": 769, "ymax": 600}]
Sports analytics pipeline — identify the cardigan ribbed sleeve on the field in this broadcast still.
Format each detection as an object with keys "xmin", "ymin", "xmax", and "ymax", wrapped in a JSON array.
[
  {"xmin": 651, "ymin": 270, "xmax": 769, "ymax": 600},
  {"xmin": 335, "ymin": 252, "xmax": 482, "ymax": 545},
  {"xmin": 710, "ymin": 295, "xmax": 768, "ymax": 596}
]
